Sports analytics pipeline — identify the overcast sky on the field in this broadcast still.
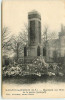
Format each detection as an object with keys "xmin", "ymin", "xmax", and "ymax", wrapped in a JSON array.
[{"xmin": 2, "ymin": 0, "xmax": 65, "ymax": 37}]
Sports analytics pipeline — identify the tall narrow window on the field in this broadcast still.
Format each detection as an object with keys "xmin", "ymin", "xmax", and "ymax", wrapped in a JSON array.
[
  {"xmin": 30, "ymin": 21, "xmax": 35, "ymax": 45},
  {"xmin": 38, "ymin": 21, "xmax": 41, "ymax": 43},
  {"xmin": 43, "ymin": 47, "xmax": 46, "ymax": 56},
  {"xmin": 37, "ymin": 46, "xmax": 40, "ymax": 56},
  {"xmin": 24, "ymin": 47, "xmax": 27, "ymax": 56}
]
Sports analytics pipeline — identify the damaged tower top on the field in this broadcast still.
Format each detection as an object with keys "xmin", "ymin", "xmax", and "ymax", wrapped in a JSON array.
[
  {"xmin": 28, "ymin": 10, "xmax": 41, "ymax": 20},
  {"xmin": 28, "ymin": 10, "xmax": 41, "ymax": 46}
]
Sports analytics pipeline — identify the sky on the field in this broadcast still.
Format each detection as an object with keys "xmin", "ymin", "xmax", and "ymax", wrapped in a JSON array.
[{"xmin": 2, "ymin": 0, "xmax": 65, "ymax": 37}]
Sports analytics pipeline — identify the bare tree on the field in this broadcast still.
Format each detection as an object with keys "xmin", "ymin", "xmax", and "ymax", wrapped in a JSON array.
[
  {"xmin": 2, "ymin": 27, "xmax": 12, "ymax": 48},
  {"xmin": 2, "ymin": 27, "xmax": 14, "ymax": 58},
  {"xmin": 7, "ymin": 24, "xmax": 28, "ymax": 62},
  {"xmin": 9, "ymin": 36, "xmax": 21, "ymax": 61},
  {"xmin": 42, "ymin": 25, "xmax": 58, "ymax": 45},
  {"xmin": 19, "ymin": 23, "xmax": 28, "ymax": 44},
  {"xmin": 41, "ymin": 25, "xmax": 49, "ymax": 46},
  {"xmin": 2, "ymin": 24, "xmax": 28, "ymax": 62}
]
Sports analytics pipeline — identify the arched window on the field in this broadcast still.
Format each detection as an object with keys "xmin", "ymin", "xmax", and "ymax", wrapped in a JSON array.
[
  {"xmin": 43, "ymin": 47, "xmax": 46, "ymax": 56},
  {"xmin": 5, "ymin": 58, "xmax": 9, "ymax": 65},
  {"xmin": 24, "ymin": 47, "xmax": 27, "ymax": 56},
  {"xmin": 37, "ymin": 46, "xmax": 40, "ymax": 56}
]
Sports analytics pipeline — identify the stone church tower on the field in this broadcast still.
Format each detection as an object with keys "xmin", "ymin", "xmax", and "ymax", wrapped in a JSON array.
[{"xmin": 24, "ymin": 10, "xmax": 43, "ymax": 63}]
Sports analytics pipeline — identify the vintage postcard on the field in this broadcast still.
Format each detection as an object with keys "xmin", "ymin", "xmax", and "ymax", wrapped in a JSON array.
[{"xmin": 2, "ymin": 0, "xmax": 65, "ymax": 98}]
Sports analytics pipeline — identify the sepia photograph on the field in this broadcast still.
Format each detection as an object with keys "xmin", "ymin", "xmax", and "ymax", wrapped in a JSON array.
[{"xmin": 2, "ymin": 0, "xmax": 65, "ymax": 98}]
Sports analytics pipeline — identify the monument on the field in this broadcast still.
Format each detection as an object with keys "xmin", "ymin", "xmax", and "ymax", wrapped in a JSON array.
[{"xmin": 24, "ymin": 10, "xmax": 43, "ymax": 63}]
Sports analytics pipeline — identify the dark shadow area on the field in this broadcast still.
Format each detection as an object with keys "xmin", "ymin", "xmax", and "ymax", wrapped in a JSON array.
[{"xmin": 2, "ymin": 75, "xmax": 65, "ymax": 85}]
